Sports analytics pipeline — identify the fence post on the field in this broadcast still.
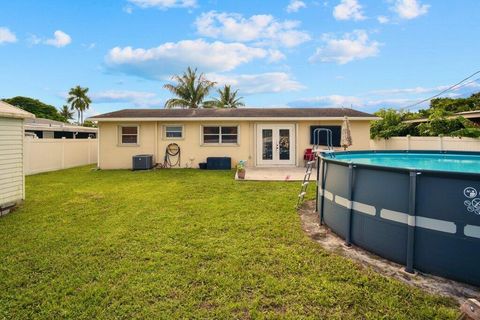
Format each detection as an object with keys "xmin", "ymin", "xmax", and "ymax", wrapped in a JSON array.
[
  {"xmin": 439, "ymin": 135, "xmax": 444, "ymax": 151},
  {"xmin": 406, "ymin": 135, "xmax": 411, "ymax": 151},
  {"xmin": 87, "ymin": 137, "xmax": 91, "ymax": 164},
  {"xmin": 61, "ymin": 137, "xmax": 66, "ymax": 169}
]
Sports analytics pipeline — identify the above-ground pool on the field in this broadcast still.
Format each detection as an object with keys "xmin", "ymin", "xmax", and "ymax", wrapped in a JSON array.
[{"xmin": 317, "ymin": 150, "xmax": 480, "ymax": 286}]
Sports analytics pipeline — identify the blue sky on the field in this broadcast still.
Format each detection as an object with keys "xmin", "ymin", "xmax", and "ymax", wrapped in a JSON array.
[{"xmin": 0, "ymin": 0, "xmax": 479, "ymax": 117}]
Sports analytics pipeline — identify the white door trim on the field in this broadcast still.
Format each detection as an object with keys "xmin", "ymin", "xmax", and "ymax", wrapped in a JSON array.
[{"xmin": 256, "ymin": 124, "xmax": 296, "ymax": 166}]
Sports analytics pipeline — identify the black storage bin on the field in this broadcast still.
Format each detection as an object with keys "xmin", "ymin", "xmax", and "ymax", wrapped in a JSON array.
[
  {"xmin": 133, "ymin": 154, "xmax": 154, "ymax": 170},
  {"xmin": 199, "ymin": 162, "xmax": 207, "ymax": 170},
  {"xmin": 206, "ymin": 157, "xmax": 231, "ymax": 170}
]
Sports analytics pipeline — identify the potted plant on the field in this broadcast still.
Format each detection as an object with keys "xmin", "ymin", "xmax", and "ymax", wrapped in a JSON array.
[{"xmin": 236, "ymin": 160, "xmax": 246, "ymax": 179}]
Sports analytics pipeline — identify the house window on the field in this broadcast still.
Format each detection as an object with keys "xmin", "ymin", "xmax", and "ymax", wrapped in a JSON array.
[
  {"xmin": 120, "ymin": 126, "xmax": 138, "ymax": 145},
  {"xmin": 165, "ymin": 125, "xmax": 183, "ymax": 139},
  {"xmin": 203, "ymin": 126, "xmax": 238, "ymax": 144},
  {"xmin": 310, "ymin": 125, "xmax": 341, "ymax": 147}
]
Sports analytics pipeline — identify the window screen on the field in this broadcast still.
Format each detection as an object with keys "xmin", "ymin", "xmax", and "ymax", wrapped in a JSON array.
[
  {"xmin": 121, "ymin": 126, "xmax": 138, "ymax": 144},
  {"xmin": 165, "ymin": 125, "xmax": 183, "ymax": 138},
  {"xmin": 310, "ymin": 126, "xmax": 341, "ymax": 147}
]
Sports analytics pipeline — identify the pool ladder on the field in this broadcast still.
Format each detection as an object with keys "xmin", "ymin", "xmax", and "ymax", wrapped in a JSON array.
[
  {"xmin": 296, "ymin": 158, "xmax": 316, "ymax": 208},
  {"xmin": 297, "ymin": 128, "xmax": 334, "ymax": 208}
]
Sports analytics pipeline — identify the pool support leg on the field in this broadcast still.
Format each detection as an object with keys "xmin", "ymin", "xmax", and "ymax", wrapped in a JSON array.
[
  {"xmin": 319, "ymin": 160, "xmax": 328, "ymax": 225},
  {"xmin": 345, "ymin": 164, "xmax": 355, "ymax": 247},
  {"xmin": 405, "ymin": 171, "xmax": 418, "ymax": 274},
  {"xmin": 315, "ymin": 156, "xmax": 321, "ymax": 212}
]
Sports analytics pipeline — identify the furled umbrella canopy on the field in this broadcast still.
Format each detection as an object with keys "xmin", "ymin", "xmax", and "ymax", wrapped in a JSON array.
[{"xmin": 341, "ymin": 116, "xmax": 353, "ymax": 150}]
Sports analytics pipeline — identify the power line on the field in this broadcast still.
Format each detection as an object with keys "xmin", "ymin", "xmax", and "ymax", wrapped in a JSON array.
[
  {"xmin": 448, "ymin": 76, "xmax": 480, "ymax": 92},
  {"xmin": 400, "ymin": 70, "xmax": 480, "ymax": 111}
]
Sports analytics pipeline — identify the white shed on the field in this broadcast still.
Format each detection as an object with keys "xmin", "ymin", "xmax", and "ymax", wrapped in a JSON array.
[{"xmin": 0, "ymin": 101, "xmax": 35, "ymax": 214}]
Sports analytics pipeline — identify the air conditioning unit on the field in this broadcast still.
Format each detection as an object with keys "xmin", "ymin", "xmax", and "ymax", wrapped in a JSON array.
[{"xmin": 132, "ymin": 154, "xmax": 154, "ymax": 170}]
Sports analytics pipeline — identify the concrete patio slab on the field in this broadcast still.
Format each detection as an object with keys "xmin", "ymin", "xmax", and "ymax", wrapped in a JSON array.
[{"xmin": 236, "ymin": 167, "xmax": 317, "ymax": 181}]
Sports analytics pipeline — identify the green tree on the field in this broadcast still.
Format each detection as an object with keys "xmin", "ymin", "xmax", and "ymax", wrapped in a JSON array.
[
  {"xmin": 164, "ymin": 67, "xmax": 216, "ymax": 109},
  {"xmin": 2, "ymin": 96, "xmax": 64, "ymax": 121},
  {"xmin": 370, "ymin": 109, "xmax": 416, "ymax": 139},
  {"xmin": 67, "ymin": 86, "xmax": 92, "ymax": 125},
  {"xmin": 59, "ymin": 105, "xmax": 74, "ymax": 122},
  {"xmin": 82, "ymin": 120, "xmax": 97, "ymax": 128},
  {"xmin": 417, "ymin": 108, "xmax": 480, "ymax": 137},
  {"xmin": 206, "ymin": 85, "xmax": 245, "ymax": 108},
  {"xmin": 417, "ymin": 92, "xmax": 480, "ymax": 117}
]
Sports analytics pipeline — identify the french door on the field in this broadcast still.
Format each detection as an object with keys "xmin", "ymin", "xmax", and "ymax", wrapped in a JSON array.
[{"xmin": 256, "ymin": 124, "xmax": 296, "ymax": 166}]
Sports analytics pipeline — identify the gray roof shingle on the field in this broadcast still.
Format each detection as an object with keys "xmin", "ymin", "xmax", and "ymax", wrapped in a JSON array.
[{"xmin": 90, "ymin": 108, "xmax": 376, "ymax": 119}]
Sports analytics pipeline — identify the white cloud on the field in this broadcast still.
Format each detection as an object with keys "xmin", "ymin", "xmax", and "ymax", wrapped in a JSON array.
[
  {"xmin": 208, "ymin": 72, "xmax": 304, "ymax": 95},
  {"xmin": 0, "ymin": 27, "xmax": 17, "ymax": 44},
  {"xmin": 123, "ymin": 6, "xmax": 134, "ymax": 14},
  {"xmin": 195, "ymin": 11, "xmax": 311, "ymax": 48},
  {"xmin": 393, "ymin": 0, "xmax": 429, "ymax": 20},
  {"xmin": 288, "ymin": 95, "xmax": 362, "ymax": 107},
  {"xmin": 371, "ymin": 81, "xmax": 480, "ymax": 96},
  {"xmin": 333, "ymin": 0, "xmax": 366, "ymax": 21},
  {"xmin": 127, "ymin": 0, "xmax": 196, "ymax": 10},
  {"xmin": 91, "ymin": 90, "xmax": 161, "ymax": 106},
  {"xmin": 377, "ymin": 15, "xmax": 389, "ymax": 24},
  {"xmin": 267, "ymin": 49, "xmax": 286, "ymax": 62},
  {"xmin": 82, "ymin": 43, "xmax": 96, "ymax": 50},
  {"xmin": 288, "ymin": 94, "xmax": 422, "ymax": 110},
  {"xmin": 309, "ymin": 30, "xmax": 380, "ymax": 64},
  {"xmin": 288, "ymin": 80, "xmax": 480, "ymax": 111},
  {"xmin": 44, "ymin": 30, "xmax": 72, "ymax": 47},
  {"xmin": 286, "ymin": 0, "xmax": 307, "ymax": 13},
  {"xmin": 371, "ymin": 86, "xmax": 445, "ymax": 95},
  {"xmin": 105, "ymin": 39, "xmax": 275, "ymax": 80}
]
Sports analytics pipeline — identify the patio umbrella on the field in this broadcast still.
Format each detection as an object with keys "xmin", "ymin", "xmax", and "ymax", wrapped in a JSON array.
[{"xmin": 341, "ymin": 116, "xmax": 352, "ymax": 150}]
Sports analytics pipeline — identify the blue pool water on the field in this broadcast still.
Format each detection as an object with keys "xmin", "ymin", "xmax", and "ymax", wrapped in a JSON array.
[{"xmin": 333, "ymin": 152, "xmax": 480, "ymax": 174}]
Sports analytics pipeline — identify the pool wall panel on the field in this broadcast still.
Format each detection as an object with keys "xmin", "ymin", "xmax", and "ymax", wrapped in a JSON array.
[
  {"xmin": 414, "ymin": 173, "xmax": 480, "ymax": 286},
  {"xmin": 319, "ymin": 152, "xmax": 480, "ymax": 287}
]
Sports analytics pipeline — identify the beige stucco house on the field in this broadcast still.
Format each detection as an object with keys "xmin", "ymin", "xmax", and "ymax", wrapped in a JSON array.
[{"xmin": 89, "ymin": 108, "xmax": 377, "ymax": 169}]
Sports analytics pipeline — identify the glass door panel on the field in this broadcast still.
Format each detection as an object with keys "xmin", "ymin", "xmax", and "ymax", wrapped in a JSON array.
[
  {"xmin": 278, "ymin": 129, "xmax": 290, "ymax": 160},
  {"xmin": 262, "ymin": 129, "xmax": 273, "ymax": 160}
]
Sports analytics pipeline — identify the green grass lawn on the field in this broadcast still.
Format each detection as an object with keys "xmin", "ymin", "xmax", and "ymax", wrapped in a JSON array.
[{"xmin": 0, "ymin": 166, "xmax": 457, "ymax": 319}]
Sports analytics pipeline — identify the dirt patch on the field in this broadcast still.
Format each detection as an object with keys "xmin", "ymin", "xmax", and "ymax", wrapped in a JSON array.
[{"xmin": 298, "ymin": 200, "xmax": 479, "ymax": 304}]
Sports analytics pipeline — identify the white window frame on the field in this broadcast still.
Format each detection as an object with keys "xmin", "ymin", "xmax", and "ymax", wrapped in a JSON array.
[
  {"xmin": 201, "ymin": 125, "xmax": 240, "ymax": 146},
  {"xmin": 163, "ymin": 124, "xmax": 184, "ymax": 140},
  {"xmin": 118, "ymin": 125, "xmax": 140, "ymax": 146}
]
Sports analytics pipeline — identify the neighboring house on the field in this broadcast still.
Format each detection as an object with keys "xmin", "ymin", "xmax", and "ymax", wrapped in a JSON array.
[
  {"xmin": 0, "ymin": 101, "xmax": 35, "ymax": 213},
  {"xmin": 89, "ymin": 108, "xmax": 378, "ymax": 169},
  {"xmin": 404, "ymin": 110, "xmax": 480, "ymax": 125},
  {"xmin": 24, "ymin": 118, "xmax": 97, "ymax": 139}
]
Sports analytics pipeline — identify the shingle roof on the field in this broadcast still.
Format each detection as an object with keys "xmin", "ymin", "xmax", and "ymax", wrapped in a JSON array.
[{"xmin": 90, "ymin": 108, "xmax": 376, "ymax": 120}]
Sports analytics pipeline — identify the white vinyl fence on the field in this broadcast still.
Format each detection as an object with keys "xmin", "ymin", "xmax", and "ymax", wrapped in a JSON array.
[
  {"xmin": 24, "ymin": 138, "xmax": 98, "ymax": 175},
  {"xmin": 370, "ymin": 136, "xmax": 480, "ymax": 152}
]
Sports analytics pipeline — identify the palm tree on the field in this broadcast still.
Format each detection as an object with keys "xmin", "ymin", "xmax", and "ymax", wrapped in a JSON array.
[
  {"xmin": 209, "ymin": 85, "xmax": 245, "ymax": 108},
  {"xmin": 59, "ymin": 105, "xmax": 74, "ymax": 122},
  {"xmin": 67, "ymin": 85, "xmax": 91, "ymax": 125},
  {"xmin": 164, "ymin": 67, "xmax": 216, "ymax": 109}
]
